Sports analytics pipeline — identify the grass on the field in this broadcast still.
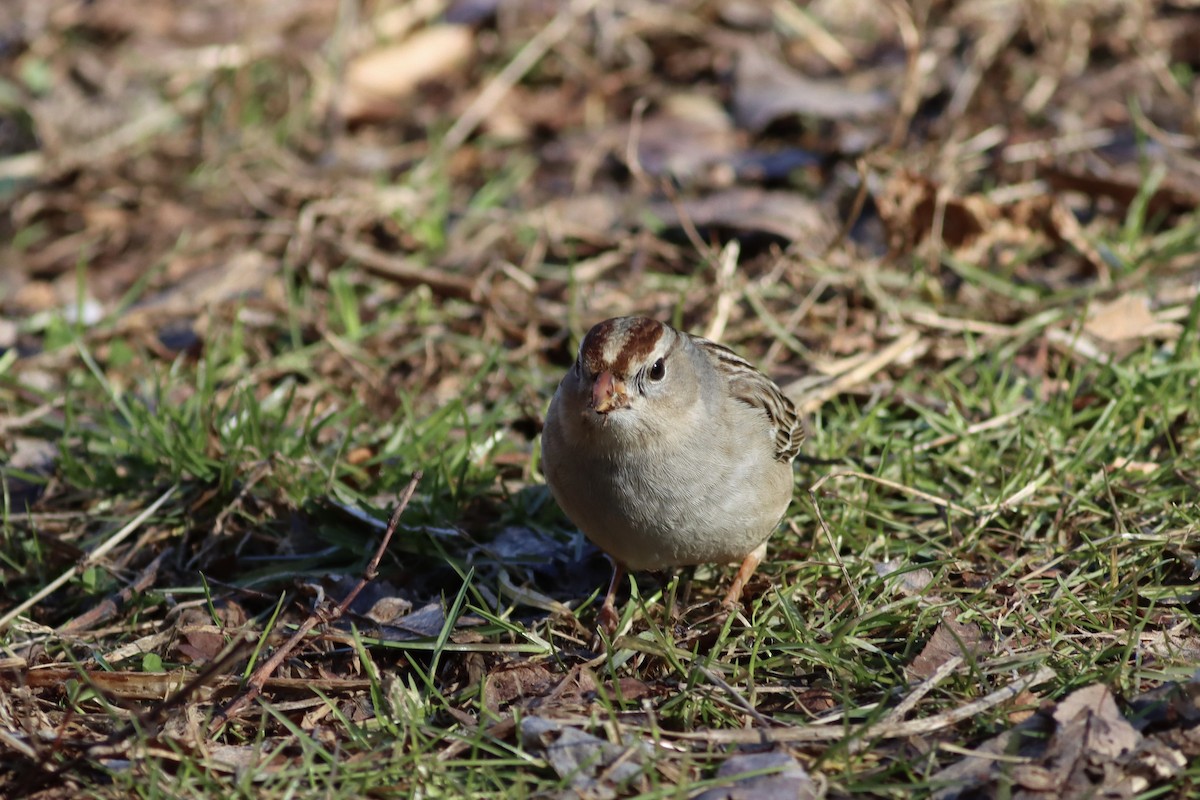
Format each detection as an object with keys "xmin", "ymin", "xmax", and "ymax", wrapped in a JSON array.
[
  {"xmin": 4, "ymin": 256, "xmax": 1198, "ymax": 796},
  {"xmin": 4, "ymin": 1, "xmax": 1200, "ymax": 797}
]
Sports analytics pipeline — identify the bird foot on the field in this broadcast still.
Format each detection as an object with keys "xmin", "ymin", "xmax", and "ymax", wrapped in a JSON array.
[{"xmin": 722, "ymin": 542, "xmax": 768, "ymax": 609}]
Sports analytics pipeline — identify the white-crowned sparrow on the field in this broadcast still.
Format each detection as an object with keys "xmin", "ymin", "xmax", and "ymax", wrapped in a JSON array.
[{"xmin": 541, "ymin": 316, "xmax": 803, "ymax": 634}]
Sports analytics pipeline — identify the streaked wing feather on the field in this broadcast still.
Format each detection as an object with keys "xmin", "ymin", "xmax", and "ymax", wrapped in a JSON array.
[{"xmin": 692, "ymin": 336, "xmax": 804, "ymax": 462}]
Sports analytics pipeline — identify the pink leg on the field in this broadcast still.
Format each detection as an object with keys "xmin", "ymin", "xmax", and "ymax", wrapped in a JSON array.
[
  {"xmin": 597, "ymin": 560, "xmax": 626, "ymax": 637},
  {"xmin": 722, "ymin": 543, "xmax": 767, "ymax": 608}
]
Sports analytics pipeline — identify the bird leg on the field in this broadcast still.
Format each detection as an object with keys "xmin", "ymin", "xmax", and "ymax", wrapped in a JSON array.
[
  {"xmin": 722, "ymin": 542, "xmax": 768, "ymax": 608},
  {"xmin": 597, "ymin": 559, "xmax": 626, "ymax": 638}
]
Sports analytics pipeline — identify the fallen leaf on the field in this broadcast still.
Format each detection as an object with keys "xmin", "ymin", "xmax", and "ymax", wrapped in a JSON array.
[
  {"xmin": 624, "ymin": 94, "xmax": 739, "ymax": 183},
  {"xmin": 1053, "ymin": 684, "xmax": 1139, "ymax": 760},
  {"xmin": 875, "ymin": 558, "xmax": 936, "ymax": 598},
  {"xmin": 342, "ymin": 25, "xmax": 474, "ymax": 121},
  {"xmin": 534, "ymin": 194, "xmax": 630, "ymax": 245},
  {"xmin": 907, "ymin": 615, "xmax": 987, "ymax": 681},
  {"xmin": 519, "ymin": 717, "xmax": 647, "ymax": 799},
  {"xmin": 484, "ymin": 661, "xmax": 559, "ymax": 712},
  {"xmin": 648, "ymin": 188, "xmax": 832, "ymax": 245},
  {"xmin": 693, "ymin": 752, "xmax": 820, "ymax": 800},
  {"xmin": 176, "ymin": 625, "xmax": 227, "ymax": 664},
  {"xmin": 1084, "ymin": 294, "xmax": 1182, "ymax": 343},
  {"xmin": 931, "ymin": 679, "xmax": 1194, "ymax": 799},
  {"xmin": 872, "ymin": 166, "xmax": 1111, "ymax": 281},
  {"xmin": 733, "ymin": 47, "xmax": 892, "ymax": 132}
]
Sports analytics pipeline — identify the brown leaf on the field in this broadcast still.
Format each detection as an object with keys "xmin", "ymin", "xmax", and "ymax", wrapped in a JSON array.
[
  {"xmin": 648, "ymin": 188, "xmax": 833, "ymax": 245},
  {"xmin": 931, "ymin": 680, "xmax": 1196, "ymax": 799},
  {"xmin": 624, "ymin": 95, "xmax": 739, "ymax": 183},
  {"xmin": 1041, "ymin": 162, "xmax": 1200, "ymax": 221},
  {"xmin": 533, "ymin": 194, "xmax": 635, "ymax": 246},
  {"xmin": 693, "ymin": 752, "xmax": 820, "ymax": 800},
  {"xmin": 1084, "ymin": 294, "xmax": 1182, "ymax": 344},
  {"xmin": 1053, "ymin": 684, "xmax": 1140, "ymax": 760},
  {"xmin": 362, "ymin": 594, "xmax": 414, "ymax": 624},
  {"xmin": 873, "ymin": 168, "xmax": 1111, "ymax": 281},
  {"xmin": 876, "ymin": 558, "xmax": 937, "ymax": 598},
  {"xmin": 733, "ymin": 47, "xmax": 893, "ymax": 132},
  {"xmin": 519, "ymin": 717, "xmax": 648, "ymax": 799},
  {"xmin": 342, "ymin": 25, "xmax": 475, "ymax": 122},
  {"xmin": 176, "ymin": 625, "xmax": 227, "ymax": 664},
  {"xmin": 907, "ymin": 615, "xmax": 987, "ymax": 681},
  {"xmin": 608, "ymin": 677, "xmax": 654, "ymax": 702},
  {"xmin": 483, "ymin": 661, "xmax": 559, "ymax": 713},
  {"xmin": 874, "ymin": 169, "xmax": 999, "ymax": 255}
]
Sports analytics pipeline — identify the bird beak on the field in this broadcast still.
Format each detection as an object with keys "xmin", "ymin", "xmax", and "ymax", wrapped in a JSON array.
[{"xmin": 590, "ymin": 371, "xmax": 628, "ymax": 413}]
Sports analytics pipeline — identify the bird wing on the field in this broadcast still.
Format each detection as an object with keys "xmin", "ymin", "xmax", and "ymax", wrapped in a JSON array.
[{"xmin": 692, "ymin": 336, "xmax": 804, "ymax": 463}]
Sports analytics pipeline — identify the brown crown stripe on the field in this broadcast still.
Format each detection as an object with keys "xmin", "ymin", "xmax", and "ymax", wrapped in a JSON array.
[
  {"xmin": 612, "ymin": 317, "xmax": 665, "ymax": 375},
  {"xmin": 580, "ymin": 317, "xmax": 665, "ymax": 377},
  {"xmin": 579, "ymin": 318, "xmax": 618, "ymax": 375}
]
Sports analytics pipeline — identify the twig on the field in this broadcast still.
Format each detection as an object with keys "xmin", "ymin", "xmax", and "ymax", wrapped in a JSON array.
[
  {"xmin": 975, "ymin": 470, "xmax": 1053, "ymax": 515},
  {"xmin": 884, "ymin": 0, "xmax": 922, "ymax": 150},
  {"xmin": 4, "ymin": 633, "xmax": 257, "ymax": 790},
  {"xmin": 694, "ymin": 664, "xmax": 776, "ymax": 728},
  {"xmin": 874, "ymin": 656, "xmax": 962, "ymax": 730},
  {"xmin": 822, "ymin": 158, "xmax": 870, "ymax": 259},
  {"xmin": 659, "ymin": 174, "xmax": 717, "ymax": 264},
  {"xmin": 771, "ymin": 1, "xmax": 854, "ymax": 72},
  {"xmin": 0, "ymin": 398, "xmax": 66, "ymax": 436},
  {"xmin": 664, "ymin": 665, "xmax": 1055, "ymax": 745},
  {"xmin": 810, "ymin": 469, "xmax": 976, "ymax": 517},
  {"xmin": 58, "ymin": 548, "xmax": 172, "ymax": 634},
  {"xmin": 417, "ymin": 0, "xmax": 595, "ymax": 180},
  {"xmin": 911, "ymin": 405, "xmax": 1032, "ymax": 454},
  {"xmin": 624, "ymin": 97, "xmax": 652, "ymax": 191},
  {"xmin": 337, "ymin": 237, "xmax": 475, "ymax": 298},
  {"xmin": 209, "ymin": 472, "xmax": 422, "ymax": 733},
  {"xmin": 0, "ymin": 729, "xmax": 37, "ymax": 760},
  {"xmin": 704, "ymin": 241, "xmax": 741, "ymax": 343},
  {"xmin": 783, "ymin": 329, "xmax": 923, "ymax": 415},
  {"xmin": 110, "ymin": 633, "xmax": 257, "ymax": 743},
  {"xmin": 0, "ymin": 486, "xmax": 178, "ymax": 633},
  {"xmin": 805, "ymin": 492, "xmax": 862, "ymax": 613}
]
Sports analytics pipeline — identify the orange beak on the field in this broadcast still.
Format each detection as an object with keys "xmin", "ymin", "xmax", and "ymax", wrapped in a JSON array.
[{"xmin": 590, "ymin": 371, "xmax": 628, "ymax": 413}]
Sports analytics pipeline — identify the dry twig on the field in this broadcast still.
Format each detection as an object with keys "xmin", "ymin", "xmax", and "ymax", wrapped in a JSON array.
[
  {"xmin": 58, "ymin": 548, "xmax": 172, "ymax": 634},
  {"xmin": 209, "ymin": 472, "xmax": 422, "ymax": 733},
  {"xmin": 666, "ymin": 664, "xmax": 1055, "ymax": 745},
  {"xmin": 0, "ymin": 486, "xmax": 178, "ymax": 633}
]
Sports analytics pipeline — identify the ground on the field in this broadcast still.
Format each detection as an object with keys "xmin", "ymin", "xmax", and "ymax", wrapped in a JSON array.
[{"xmin": 1, "ymin": 1, "xmax": 1199, "ymax": 797}]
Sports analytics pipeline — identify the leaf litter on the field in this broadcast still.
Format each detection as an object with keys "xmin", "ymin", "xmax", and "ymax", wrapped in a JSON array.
[{"xmin": 1, "ymin": 0, "xmax": 1199, "ymax": 796}]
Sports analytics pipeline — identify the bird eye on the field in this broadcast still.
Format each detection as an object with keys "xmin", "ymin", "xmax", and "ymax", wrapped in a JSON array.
[{"xmin": 648, "ymin": 358, "xmax": 666, "ymax": 382}]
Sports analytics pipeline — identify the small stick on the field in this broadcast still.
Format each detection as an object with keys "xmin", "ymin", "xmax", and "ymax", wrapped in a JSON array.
[
  {"xmin": 810, "ymin": 469, "xmax": 976, "ymax": 517},
  {"xmin": 664, "ymin": 665, "xmax": 1055, "ymax": 745},
  {"xmin": 112, "ymin": 632, "xmax": 257, "ymax": 743},
  {"xmin": 863, "ymin": 655, "xmax": 963, "ymax": 745},
  {"xmin": 58, "ymin": 548, "xmax": 171, "ymax": 634},
  {"xmin": 785, "ymin": 329, "xmax": 923, "ymax": 415},
  {"xmin": 421, "ymin": 0, "xmax": 594, "ymax": 174},
  {"xmin": 19, "ymin": 634, "xmax": 259, "ymax": 787},
  {"xmin": 806, "ymin": 490, "xmax": 863, "ymax": 614},
  {"xmin": 209, "ymin": 472, "xmax": 422, "ymax": 733},
  {"xmin": 0, "ymin": 486, "xmax": 178, "ymax": 633},
  {"xmin": 694, "ymin": 664, "xmax": 776, "ymax": 729},
  {"xmin": 0, "ymin": 398, "xmax": 66, "ymax": 436},
  {"xmin": 704, "ymin": 241, "xmax": 741, "ymax": 344},
  {"xmin": 911, "ymin": 405, "xmax": 1032, "ymax": 454}
]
